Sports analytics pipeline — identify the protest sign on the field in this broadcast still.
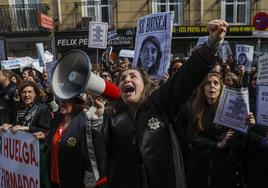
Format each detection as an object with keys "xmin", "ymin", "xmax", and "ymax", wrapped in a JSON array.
[
  {"xmin": 46, "ymin": 60, "xmax": 57, "ymax": 84},
  {"xmin": 0, "ymin": 37, "xmax": 7, "ymax": 61},
  {"xmin": 0, "ymin": 131, "xmax": 40, "ymax": 188},
  {"xmin": 256, "ymin": 85, "xmax": 268, "ymax": 127},
  {"xmin": 88, "ymin": 22, "xmax": 108, "ymax": 49},
  {"xmin": 257, "ymin": 53, "xmax": 268, "ymax": 85},
  {"xmin": 236, "ymin": 44, "xmax": 254, "ymax": 72},
  {"xmin": 1, "ymin": 57, "xmax": 38, "ymax": 70},
  {"xmin": 214, "ymin": 86, "xmax": 250, "ymax": 133},
  {"xmin": 133, "ymin": 11, "xmax": 174, "ymax": 79},
  {"xmin": 36, "ymin": 43, "xmax": 46, "ymax": 67},
  {"xmin": 218, "ymin": 41, "xmax": 232, "ymax": 63}
]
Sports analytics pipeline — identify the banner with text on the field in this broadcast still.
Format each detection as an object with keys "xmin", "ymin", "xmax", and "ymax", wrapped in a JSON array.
[
  {"xmin": 0, "ymin": 131, "xmax": 40, "ymax": 188},
  {"xmin": 133, "ymin": 12, "xmax": 174, "ymax": 79},
  {"xmin": 214, "ymin": 86, "xmax": 250, "ymax": 134}
]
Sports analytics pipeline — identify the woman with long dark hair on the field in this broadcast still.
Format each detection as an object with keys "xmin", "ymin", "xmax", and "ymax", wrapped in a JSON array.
[
  {"xmin": 187, "ymin": 72, "xmax": 255, "ymax": 188},
  {"xmin": 103, "ymin": 19, "xmax": 229, "ymax": 188}
]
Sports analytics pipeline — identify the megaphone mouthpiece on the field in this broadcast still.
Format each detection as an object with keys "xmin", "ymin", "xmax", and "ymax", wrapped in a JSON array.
[{"xmin": 68, "ymin": 71, "xmax": 85, "ymax": 85}]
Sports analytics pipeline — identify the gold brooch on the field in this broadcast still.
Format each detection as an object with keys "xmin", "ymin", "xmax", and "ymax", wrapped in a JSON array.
[{"xmin": 67, "ymin": 137, "xmax": 77, "ymax": 147}]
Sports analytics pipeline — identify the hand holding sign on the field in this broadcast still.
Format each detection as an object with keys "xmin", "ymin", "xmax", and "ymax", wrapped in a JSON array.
[{"xmin": 207, "ymin": 19, "xmax": 228, "ymax": 47}]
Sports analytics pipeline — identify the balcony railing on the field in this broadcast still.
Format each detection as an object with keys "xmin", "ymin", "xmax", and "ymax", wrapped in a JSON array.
[{"xmin": 0, "ymin": 4, "xmax": 50, "ymax": 33}]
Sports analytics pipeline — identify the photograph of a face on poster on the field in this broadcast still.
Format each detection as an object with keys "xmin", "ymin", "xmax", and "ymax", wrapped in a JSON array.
[
  {"xmin": 236, "ymin": 44, "xmax": 254, "ymax": 72},
  {"xmin": 133, "ymin": 12, "xmax": 174, "ymax": 79}
]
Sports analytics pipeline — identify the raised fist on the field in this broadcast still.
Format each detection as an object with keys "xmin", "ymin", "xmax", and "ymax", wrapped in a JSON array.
[{"xmin": 207, "ymin": 19, "xmax": 228, "ymax": 47}]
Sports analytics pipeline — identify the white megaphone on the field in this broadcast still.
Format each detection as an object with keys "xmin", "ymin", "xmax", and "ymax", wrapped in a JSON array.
[{"xmin": 51, "ymin": 49, "xmax": 120, "ymax": 101}]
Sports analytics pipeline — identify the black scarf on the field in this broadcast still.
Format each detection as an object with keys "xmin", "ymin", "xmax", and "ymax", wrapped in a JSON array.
[{"xmin": 16, "ymin": 103, "xmax": 39, "ymax": 127}]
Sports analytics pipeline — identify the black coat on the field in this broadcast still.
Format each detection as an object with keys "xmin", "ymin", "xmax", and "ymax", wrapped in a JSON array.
[
  {"xmin": 103, "ymin": 45, "xmax": 218, "ymax": 188},
  {"xmin": 246, "ymin": 125, "xmax": 268, "ymax": 188},
  {"xmin": 12, "ymin": 102, "xmax": 51, "ymax": 132},
  {"xmin": 48, "ymin": 112, "xmax": 106, "ymax": 188},
  {"xmin": 187, "ymin": 103, "xmax": 245, "ymax": 188}
]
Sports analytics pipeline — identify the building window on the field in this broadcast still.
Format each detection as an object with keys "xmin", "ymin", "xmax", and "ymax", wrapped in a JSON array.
[
  {"xmin": 10, "ymin": 0, "xmax": 41, "ymax": 31},
  {"xmin": 11, "ymin": 0, "xmax": 40, "ymax": 4},
  {"xmin": 151, "ymin": 0, "xmax": 184, "ymax": 25},
  {"xmin": 221, "ymin": 0, "xmax": 251, "ymax": 25},
  {"xmin": 82, "ymin": 0, "xmax": 113, "ymax": 27}
]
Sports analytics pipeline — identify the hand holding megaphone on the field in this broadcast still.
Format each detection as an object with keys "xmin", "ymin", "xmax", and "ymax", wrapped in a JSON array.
[{"xmin": 51, "ymin": 50, "xmax": 120, "ymax": 101}]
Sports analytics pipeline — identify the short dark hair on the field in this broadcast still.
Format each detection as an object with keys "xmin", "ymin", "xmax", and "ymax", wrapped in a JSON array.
[
  {"xmin": 18, "ymin": 80, "xmax": 40, "ymax": 103},
  {"xmin": 0, "ymin": 69, "xmax": 12, "ymax": 80}
]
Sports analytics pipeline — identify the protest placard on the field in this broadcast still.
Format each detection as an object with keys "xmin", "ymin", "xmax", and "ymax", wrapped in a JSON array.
[
  {"xmin": 133, "ymin": 12, "xmax": 174, "ymax": 79},
  {"xmin": 88, "ymin": 22, "xmax": 108, "ymax": 49},
  {"xmin": 256, "ymin": 85, "xmax": 268, "ymax": 127},
  {"xmin": 218, "ymin": 41, "xmax": 232, "ymax": 63},
  {"xmin": 236, "ymin": 44, "xmax": 254, "ymax": 72},
  {"xmin": 1, "ymin": 57, "xmax": 38, "ymax": 70},
  {"xmin": 0, "ymin": 37, "xmax": 7, "ymax": 61},
  {"xmin": 214, "ymin": 86, "xmax": 250, "ymax": 133},
  {"xmin": 257, "ymin": 53, "xmax": 268, "ymax": 85},
  {"xmin": 36, "ymin": 43, "xmax": 46, "ymax": 67},
  {"xmin": 0, "ymin": 131, "xmax": 40, "ymax": 188}
]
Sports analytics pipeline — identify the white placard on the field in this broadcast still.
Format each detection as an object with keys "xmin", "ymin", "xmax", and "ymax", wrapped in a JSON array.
[
  {"xmin": 218, "ymin": 41, "xmax": 232, "ymax": 63},
  {"xmin": 36, "ymin": 43, "xmax": 46, "ymax": 67},
  {"xmin": 88, "ymin": 22, "xmax": 108, "ymax": 49},
  {"xmin": 257, "ymin": 53, "xmax": 268, "ymax": 85},
  {"xmin": 132, "ymin": 12, "xmax": 174, "ymax": 79},
  {"xmin": 0, "ymin": 38, "xmax": 7, "ymax": 61},
  {"xmin": 236, "ymin": 44, "xmax": 254, "ymax": 72},
  {"xmin": 0, "ymin": 131, "xmax": 40, "ymax": 188},
  {"xmin": 1, "ymin": 57, "xmax": 38, "ymax": 70},
  {"xmin": 256, "ymin": 85, "xmax": 268, "ymax": 127},
  {"xmin": 214, "ymin": 86, "xmax": 250, "ymax": 133}
]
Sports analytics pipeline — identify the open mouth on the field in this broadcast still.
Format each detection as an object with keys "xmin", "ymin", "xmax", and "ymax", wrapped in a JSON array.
[
  {"xmin": 123, "ymin": 85, "xmax": 135, "ymax": 95},
  {"xmin": 209, "ymin": 91, "xmax": 216, "ymax": 94}
]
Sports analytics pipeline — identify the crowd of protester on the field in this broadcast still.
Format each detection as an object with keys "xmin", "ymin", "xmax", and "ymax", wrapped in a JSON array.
[{"xmin": 0, "ymin": 19, "xmax": 267, "ymax": 188}]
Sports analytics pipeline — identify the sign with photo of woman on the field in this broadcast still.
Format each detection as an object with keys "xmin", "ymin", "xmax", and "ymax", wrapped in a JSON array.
[
  {"xmin": 236, "ymin": 44, "xmax": 254, "ymax": 72},
  {"xmin": 133, "ymin": 12, "xmax": 174, "ymax": 79}
]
